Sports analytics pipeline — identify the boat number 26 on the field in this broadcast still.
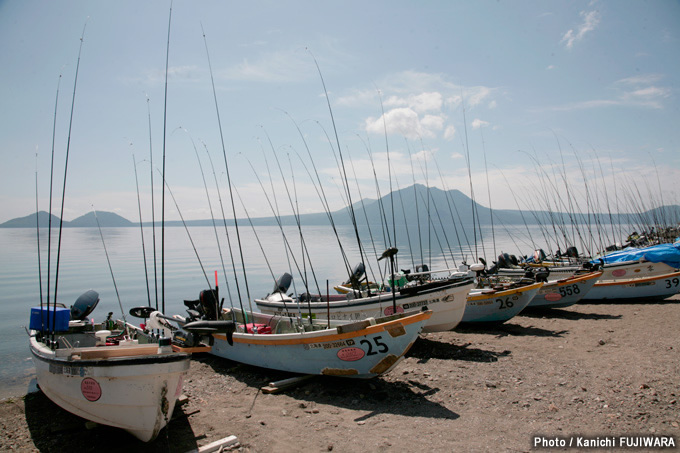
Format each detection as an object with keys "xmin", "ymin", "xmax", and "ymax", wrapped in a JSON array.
[
  {"xmin": 665, "ymin": 277, "xmax": 680, "ymax": 288},
  {"xmin": 360, "ymin": 336, "xmax": 389, "ymax": 356},
  {"xmin": 559, "ymin": 284, "xmax": 580, "ymax": 297},
  {"xmin": 497, "ymin": 298, "xmax": 514, "ymax": 309}
]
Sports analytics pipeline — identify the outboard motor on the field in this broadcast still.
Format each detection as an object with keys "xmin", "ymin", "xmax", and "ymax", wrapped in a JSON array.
[
  {"xmin": 566, "ymin": 246, "xmax": 579, "ymax": 259},
  {"xmin": 533, "ymin": 249, "xmax": 547, "ymax": 263},
  {"xmin": 199, "ymin": 289, "xmax": 220, "ymax": 321},
  {"xmin": 534, "ymin": 267, "xmax": 550, "ymax": 283},
  {"xmin": 273, "ymin": 273, "xmax": 293, "ymax": 294},
  {"xmin": 415, "ymin": 264, "xmax": 430, "ymax": 283},
  {"xmin": 70, "ymin": 290, "xmax": 100, "ymax": 321}
]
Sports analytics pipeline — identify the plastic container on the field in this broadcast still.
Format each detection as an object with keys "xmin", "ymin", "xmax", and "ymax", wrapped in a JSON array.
[{"xmin": 30, "ymin": 307, "xmax": 70, "ymax": 332}]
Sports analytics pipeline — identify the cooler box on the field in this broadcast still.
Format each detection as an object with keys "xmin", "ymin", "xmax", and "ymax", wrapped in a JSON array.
[{"xmin": 30, "ymin": 307, "xmax": 70, "ymax": 332}]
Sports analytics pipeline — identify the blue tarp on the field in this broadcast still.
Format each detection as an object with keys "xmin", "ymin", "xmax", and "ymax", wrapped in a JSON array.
[{"xmin": 592, "ymin": 242, "xmax": 680, "ymax": 269}]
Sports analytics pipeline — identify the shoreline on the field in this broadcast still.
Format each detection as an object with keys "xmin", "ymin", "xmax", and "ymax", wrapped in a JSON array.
[{"xmin": 2, "ymin": 295, "xmax": 679, "ymax": 451}]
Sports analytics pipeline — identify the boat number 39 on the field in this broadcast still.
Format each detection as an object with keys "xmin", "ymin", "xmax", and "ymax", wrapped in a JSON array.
[
  {"xmin": 665, "ymin": 278, "xmax": 680, "ymax": 288},
  {"xmin": 497, "ymin": 297, "xmax": 514, "ymax": 309},
  {"xmin": 558, "ymin": 284, "xmax": 580, "ymax": 297},
  {"xmin": 360, "ymin": 336, "xmax": 389, "ymax": 356}
]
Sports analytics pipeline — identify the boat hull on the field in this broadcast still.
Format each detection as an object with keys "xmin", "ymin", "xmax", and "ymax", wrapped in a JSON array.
[
  {"xmin": 255, "ymin": 279, "xmax": 473, "ymax": 333},
  {"xmin": 462, "ymin": 282, "xmax": 542, "ymax": 323},
  {"xmin": 210, "ymin": 310, "xmax": 431, "ymax": 378},
  {"xmin": 528, "ymin": 271, "xmax": 602, "ymax": 308},
  {"xmin": 30, "ymin": 336, "xmax": 190, "ymax": 442},
  {"xmin": 581, "ymin": 270, "xmax": 680, "ymax": 301}
]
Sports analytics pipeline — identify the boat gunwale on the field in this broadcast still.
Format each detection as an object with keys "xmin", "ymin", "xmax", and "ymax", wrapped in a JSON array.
[
  {"xmin": 212, "ymin": 310, "xmax": 432, "ymax": 346},
  {"xmin": 467, "ymin": 281, "xmax": 543, "ymax": 301},
  {"xmin": 593, "ymin": 270, "xmax": 680, "ymax": 286},
  {"xmin": 29, "ymin": 336, "xmax": 190, "ymax": 368}
]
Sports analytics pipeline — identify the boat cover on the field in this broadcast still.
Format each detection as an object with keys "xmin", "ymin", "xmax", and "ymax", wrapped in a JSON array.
[{"xmin": 591, "ymin": 242, "xmax": 680, "ymax": 269}]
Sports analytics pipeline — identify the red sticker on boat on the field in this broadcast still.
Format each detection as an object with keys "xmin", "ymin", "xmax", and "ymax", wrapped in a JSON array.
[
  {"xmin": 544, "ymin": 293, "xmax": 562, "ymax": 302},
  {"xmin": 383, "ymin": 306, "xmax": 404, "ymax": 316},
  {"xmin": 81, "ymin": 377, "xmax": 102, "ymax": 402},
  {"xmin": 337, "ymin": 347, "xmax": 365, "ymax": 361},
  {"xmin": 612, "ymin": 269, "xmax": 627, "ymax": 277}
]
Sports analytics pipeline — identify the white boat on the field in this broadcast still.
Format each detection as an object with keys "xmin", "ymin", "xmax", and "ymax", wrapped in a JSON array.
[
  {"xmin": 581, "ymin": 270, "xmax": 680, "ymax": 301},
  {"xmin": 527, "ymin": 270, "xmax": 602, "ymax": 308},
  {"xmin": 254, "ymin": 276, "xmax": 475, "ymax": 333},
  {"xmin": 29, "ymin": 291, "xmax": 190, "ymax": 442},
  {"xmin": 172, "ymin": 292, "xmax": 432, "ymax": 378},
  {"xmin": 462, "ymin": 281, "xmax": 543, "ymax": 323}
]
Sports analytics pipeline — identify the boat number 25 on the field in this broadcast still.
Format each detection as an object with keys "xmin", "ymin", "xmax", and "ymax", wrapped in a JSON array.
[
  {"xmin": 665, "ymin": 277, "xmax": 680, "ymax": 288},
  {"xmin": 559, "ymin": 284, "xmax": 580, "ymax": 297},
  {"xmin": 360, "ymin": 336, "xmax": 389, "ymax": 355},
  {"xmin": 497, "ymin": 298, "xmax": 514, "ymax": 309}
]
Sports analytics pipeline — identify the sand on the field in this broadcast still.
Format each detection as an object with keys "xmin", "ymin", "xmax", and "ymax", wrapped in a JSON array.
[{"xmin": 1, "ymin": 294, "xmax": 678, "ymax": 452}]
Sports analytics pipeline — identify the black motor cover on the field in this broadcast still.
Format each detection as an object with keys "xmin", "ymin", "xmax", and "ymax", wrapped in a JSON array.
[{"xmin": 71, "ymin": 290, "xmax": 100, "ymax": 320}]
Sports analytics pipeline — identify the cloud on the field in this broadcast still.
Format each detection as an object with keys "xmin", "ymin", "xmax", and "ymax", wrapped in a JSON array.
[
  {"xmin": 451, "ymin": 152, "xmax": 464, "ymax": 159},
  {"xmin": 471, "ymin": 119, "xmax": 490, "ymax": 129},
  {"xmin": 365, "ymin": 108, "xmax": 444, "ymax": 139},
  {"xmin": 561, "ymin": 10, "xmax": 600, "ymax": 50},
  {"xmin": 221, "ymin": 49, "xmax": 314, "ymax": 82},
  {"xmin": 444, "ymin": 125, "xmax": 457, "ymax": 140},
  {"xmin": 540, "ymin": 73, "xmax": 670, "ymax": 111}
]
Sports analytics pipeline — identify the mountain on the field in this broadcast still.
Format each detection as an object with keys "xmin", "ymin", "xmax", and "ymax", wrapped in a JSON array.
[
  {"xmin": 0, "ymin": 211, "xmax": 62, "ymax": 228},
  {"xmin": 0, "ymin": 211, "xmax": 133, "ymax": 228},
  {"xmin": 2, "ymin": 186, "xmax": 679, "ymax": 229},
  {"xmin": 68, "ymin": 211, "xmax": 135, "ymax": 227}
]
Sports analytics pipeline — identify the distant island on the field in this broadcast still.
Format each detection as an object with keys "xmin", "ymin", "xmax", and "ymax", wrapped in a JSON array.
[{"xmin": 2, "ymin": 184, "xmax": 678, "ymax": 229}]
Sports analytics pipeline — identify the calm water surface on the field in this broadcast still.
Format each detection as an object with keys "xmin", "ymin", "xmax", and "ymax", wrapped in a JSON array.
[{"xmin": 0, "ymin": 222, "xmax": 572, "ymax": 399}]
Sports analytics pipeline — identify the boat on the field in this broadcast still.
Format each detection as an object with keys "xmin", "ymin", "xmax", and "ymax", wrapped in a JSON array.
[
  {"xmin": 29, "ymin": 291, "xmax": 190, "ymax": 442},
  {"xmin": 461, "ymin": 281, "xmax": 543, "ymax": 323},
  {"xmin": 171, "ymin": 288, "xmax": 432, "ymax": 378},
  {"xmin": 580, "ymin": 269, "xmax": 680, "ymax": 301},
  {"xmin": 526, "ymin": 270, "xmax": 602, "ymax": 308},
  {"xmin": 255, "ymin": 273, "xmax": 474, "ymax": 333}
]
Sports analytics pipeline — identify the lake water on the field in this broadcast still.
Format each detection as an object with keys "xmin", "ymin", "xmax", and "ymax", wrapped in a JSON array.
[{"xmin": 0, "ymin": 221, "xmax": 613, "ymax": 399}]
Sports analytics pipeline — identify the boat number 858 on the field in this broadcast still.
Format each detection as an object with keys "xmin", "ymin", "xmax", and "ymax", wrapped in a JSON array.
[
  {"xmin": 559, "ymin": 284, "xmax": 581, "ymax": 297},
  {"xmin": 360, "ymin": 336, "xmax": 389, "ymax": 356},
  {"xmin": 665, "ymin": 278, "xmax": 680, "ymax": 288}
]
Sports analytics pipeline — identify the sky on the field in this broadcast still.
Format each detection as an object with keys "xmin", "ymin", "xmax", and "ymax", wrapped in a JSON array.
[{"xmin": 1, "ymin": 0, "xmax": 679, "ymax": 224}]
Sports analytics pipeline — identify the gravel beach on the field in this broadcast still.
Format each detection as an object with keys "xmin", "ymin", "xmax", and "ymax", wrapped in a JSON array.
[{"xmin": 2, "ymin": 294, "xmax": 678, "ymax": 452}]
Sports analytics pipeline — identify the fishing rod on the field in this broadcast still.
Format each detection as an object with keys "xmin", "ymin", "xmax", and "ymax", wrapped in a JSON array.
[
  {"xmin": 132, "ymin": 154, "xmax": 152, "ymax": 307},
  {"xmin": 161, "ymin": 173, "xmax": 213, "ymax": 291},
  {"xmin": 239, "ymin": 149, "xmax": 315, "ymax": 294},
  {"xmin": 176, "ymin": 128, "xmax": 232, "ymax": 306},
  {"xmin": 52, "ymin": 22, "xmax": 87, "ymax": 344},
  {"xmin": 145, "ymin": 95, "xmax": 159, "ymax": 310},
  {"xmin": 92, "ymin": 207, "xmax": 129, "ymax": 334},
  {"xmin": 480, "ymin": 129, "xmax": 497, "ymax": 261},
  {"xmin": 255, "ymin": 135, "xmax": 300, "ymax": 310},
  {"xmin": 460, "ymin": 94, "xmax": 478, "ymax": 260},
  {"xmin": 404, "ymin": 139, "xmax": 424, "ymax": 267},
  {"xmin": 418, "ymin": 190, "xmax": 450, "ymax": 269},
  {"xmin": 308, "ymin": 50, "xmax": 370, "ymax": 284},
  {"xmin": 201, "ymin": 24, "xmax": 252, "ymax": 317},
  {"xmin": 35, "ymin": 153, "xmax": 44, "ymax": 328},
  {"xmin": 278, "ymin": 110, "xmax": 353, "ymax": 284},
  {"xmin": 201, "ymin": 139, "xmax": 235, "ymax": 310},
  {"xmin": 160, "ymin": 2, "xmax": 173, "ymax": 313},
  {"xmin": 392, "ymin": 163, "xmax": 417, "ymax": 271},
  {"xmin": 347, "ymin": 137, "xmax": 384, "ymax": 285},
  {"xmin": 429, "ymin": 152, "xmax": 469, "ymax": 262},
  {"xmin": 45, "ymin": 73, "xmax": 62, "ymax": 338},
  {"xmin": 375, "ymin": 88, "xmax": 397, "ymax": 267},
  {"xmin": 260, "ymin": 127, "xmax": 322, "ymax": 296}
]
